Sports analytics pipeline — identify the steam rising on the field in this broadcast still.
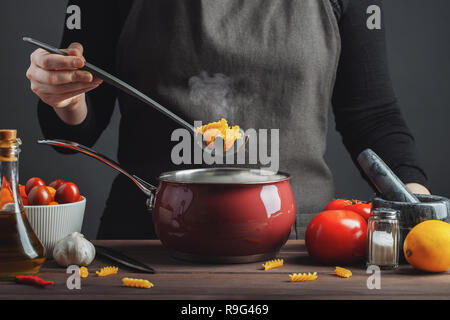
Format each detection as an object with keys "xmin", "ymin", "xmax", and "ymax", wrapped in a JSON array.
[
  {"xmin": 189, "ymin": 71, "xmax": 232, "ymax": 110},
  {"xmin": 188, "ymin": 71, "xmax": 255, "ymax": 121}
]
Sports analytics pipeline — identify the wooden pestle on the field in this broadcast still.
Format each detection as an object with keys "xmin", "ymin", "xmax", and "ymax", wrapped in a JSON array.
[{"xmin": 357, "ymin": 149, "xmax": 420, "ymax": 203}]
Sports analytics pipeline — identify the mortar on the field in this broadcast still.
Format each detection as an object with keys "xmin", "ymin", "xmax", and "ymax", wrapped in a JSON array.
[{"xmin": 372, "ymin": 194, "xmax": 450, "ymax": 250}]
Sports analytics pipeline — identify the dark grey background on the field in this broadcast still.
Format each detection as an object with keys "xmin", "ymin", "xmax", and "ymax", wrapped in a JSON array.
[{"xmin": 1, "ymin": 1, "xmax": 449, "ymax": 239}]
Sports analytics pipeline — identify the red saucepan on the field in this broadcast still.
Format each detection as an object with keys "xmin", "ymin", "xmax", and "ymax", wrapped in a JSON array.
[{"xmin": 38, "ymin": 139, "xmax": 296, "ymax": 263}]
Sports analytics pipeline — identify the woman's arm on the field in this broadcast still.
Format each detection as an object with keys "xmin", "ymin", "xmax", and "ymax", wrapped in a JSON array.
[
  {"xmin": 36, "ymin": 0, "xmax": 133, "ymax": 148},
  {"xmin": 332, "ymin": 0, "xmax": 430, "ymax": 194}
]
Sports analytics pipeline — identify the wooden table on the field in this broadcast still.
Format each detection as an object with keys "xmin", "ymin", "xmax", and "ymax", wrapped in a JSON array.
[{"xmin": 1, "ymin": 240, "xmax": 449, "ymax": 300}]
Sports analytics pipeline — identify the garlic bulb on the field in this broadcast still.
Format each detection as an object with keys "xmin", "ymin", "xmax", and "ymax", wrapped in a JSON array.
[{"xmin": 52, "ymin": 232, "xmax": 95, "ymax": 267}]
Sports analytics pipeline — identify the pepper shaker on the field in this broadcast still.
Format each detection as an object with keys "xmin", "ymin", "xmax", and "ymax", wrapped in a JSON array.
[{"xmin": 367, "ymin": 208, "xmax": 400, "ymax": 270}]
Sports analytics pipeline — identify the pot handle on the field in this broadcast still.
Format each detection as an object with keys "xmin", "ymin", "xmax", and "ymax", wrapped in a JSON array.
[{"xmin": 37, "ymin": 139, "xmax": 157, "ymax": 211}]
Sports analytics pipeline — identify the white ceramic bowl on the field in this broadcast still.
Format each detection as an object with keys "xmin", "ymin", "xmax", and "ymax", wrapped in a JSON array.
[{"xmin": 25, "ymin": 197, "xmax": 86, "ymax": 257}]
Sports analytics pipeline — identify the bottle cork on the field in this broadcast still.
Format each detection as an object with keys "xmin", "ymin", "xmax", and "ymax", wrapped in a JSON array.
[
  {"xmin": 0, "ymin": 129, "xmax": 19, "ymax": 161},
  {"xmin": 0, "ymin": 129, "xmax": 16, "ymax": 142}
]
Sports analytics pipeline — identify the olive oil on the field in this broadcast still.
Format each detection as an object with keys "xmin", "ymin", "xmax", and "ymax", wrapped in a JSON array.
[
  {"xmin": 0, "ymin": 211, "xmax": 45, "ymax": 279},
  {"xmin": 0, "ymin": 130, "xmax": 45, "ymax": 280}
]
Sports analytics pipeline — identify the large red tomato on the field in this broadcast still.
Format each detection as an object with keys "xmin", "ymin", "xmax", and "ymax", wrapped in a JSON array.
[{"xmin": 305, "ymin": 210, "xmax": 368, "ymax": 264}]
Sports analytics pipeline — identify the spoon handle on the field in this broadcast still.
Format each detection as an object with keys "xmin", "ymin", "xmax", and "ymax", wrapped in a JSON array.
[
  {"xmin": 357, "ymin": 149, "xmax": 420, "ymax": 203},
  {"xmin": 23, "ymin": 37, "xmax": 195, "ymax": 132}
]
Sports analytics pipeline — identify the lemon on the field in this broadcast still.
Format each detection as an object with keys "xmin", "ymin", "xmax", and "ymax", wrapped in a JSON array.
[{"xmin": 403, "ymin": 220, "xmax": 450, "ymax": 272}]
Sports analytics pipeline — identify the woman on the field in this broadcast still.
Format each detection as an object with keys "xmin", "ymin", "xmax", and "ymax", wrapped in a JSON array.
[{"xmin": 26, "ymin": 0, "xmax": 429, "ymax": 239}]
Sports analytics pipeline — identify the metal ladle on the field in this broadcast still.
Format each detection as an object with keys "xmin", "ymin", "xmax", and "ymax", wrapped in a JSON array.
[{"xmin": 23, "ymin": 37, "xmax": 248, "ymax": 155}]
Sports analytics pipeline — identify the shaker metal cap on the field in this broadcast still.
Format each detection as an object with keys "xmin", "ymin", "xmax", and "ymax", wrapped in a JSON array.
[{"xmin": 371, "ymin": 208, "xmax": 399, "ymax": 219}]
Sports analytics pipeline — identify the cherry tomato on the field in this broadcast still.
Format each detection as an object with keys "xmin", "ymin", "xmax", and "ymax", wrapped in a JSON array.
[
  {"xmin": 25, "ymin": 177, "xmax": 46, "ymax": 195},
  {"xmin": 55, "ymin": 182, "xmax": 80, "ymax": 204},
  {"xmin": 28, "ymin": 186, "xmax": 52, "ymax": 206},
  {"xmin": 49, "ymin": 179, "xmax": 65, "ymax": 190},
  {"xmin": 46, "ymin": 186, "xmax": 56, "ymax": 201},
  {"xmin": 21, "ymin": 196, "xmax": 29, "ymax": 206},
  {"xmin": 305, "ymin": 210, "xmax": 367, "ymax": 264}
]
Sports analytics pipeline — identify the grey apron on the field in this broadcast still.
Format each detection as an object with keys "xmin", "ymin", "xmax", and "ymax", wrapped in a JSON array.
[{"xmin": 113, "ymin": 0, "xmax": 341, "ymax": 239}]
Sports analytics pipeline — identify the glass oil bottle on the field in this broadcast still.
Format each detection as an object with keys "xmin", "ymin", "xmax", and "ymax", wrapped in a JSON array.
[{"xmin": 0, "ymin": 130, "xmax": 45, "ymax": 280}]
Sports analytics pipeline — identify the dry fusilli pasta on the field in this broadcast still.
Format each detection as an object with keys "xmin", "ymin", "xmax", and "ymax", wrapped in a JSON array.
[
  {"xmin": 96, "ymin": 266, "xmax": 118, "ymax": 277},
  {"xmin": 262, "ymin": 259, "xmax": 284, "ymax": 271},
  {"xmin": 289, "ymin": 272, "xmax": 317, "ymax": 282},
  {"xmin": 122, "ymin": 277, "xmax": 154, "ymax": 289},
  {"xmin": 79, "ymin": 266, "xmax": 89, "ymax": 278},
  {"xmin": 335, "ymin": 267, "xmax": 352, "ymax": 278}
]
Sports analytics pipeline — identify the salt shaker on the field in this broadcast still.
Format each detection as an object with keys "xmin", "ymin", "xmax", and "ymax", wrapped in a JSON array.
[{"xmin": 366, "ymin": 208, "xmax": 400, "ymax": 270}]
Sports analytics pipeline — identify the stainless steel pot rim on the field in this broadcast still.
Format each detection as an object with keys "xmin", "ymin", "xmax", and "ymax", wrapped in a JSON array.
[{"xmin": 158, "ymin": 167, "xmax": 291, "ymax": 184}]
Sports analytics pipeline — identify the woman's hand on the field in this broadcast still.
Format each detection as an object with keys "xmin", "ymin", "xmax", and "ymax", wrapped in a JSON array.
[
  {"xmin": 406, "ymin": 183, "xmax": 431, "ymax": 195},
  {"xmin": 26, "ymin": 42, "xmax": 103, "ymax": 125}
]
